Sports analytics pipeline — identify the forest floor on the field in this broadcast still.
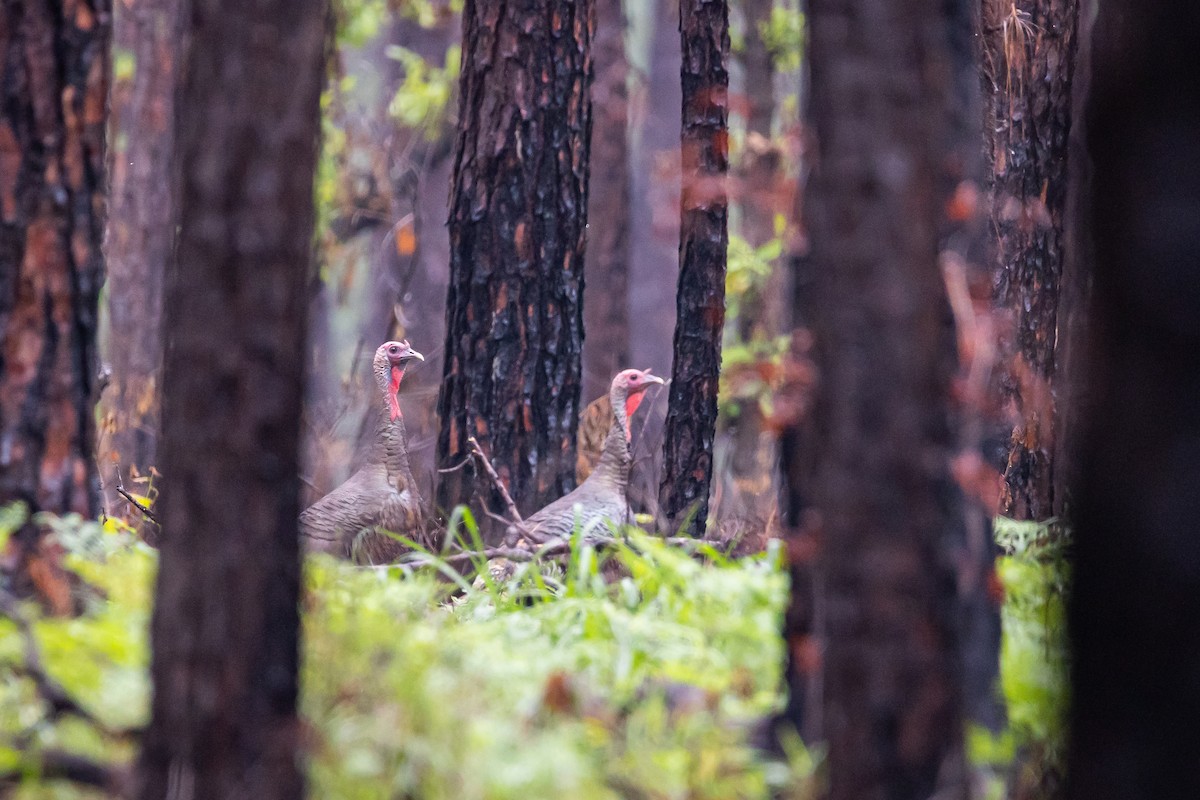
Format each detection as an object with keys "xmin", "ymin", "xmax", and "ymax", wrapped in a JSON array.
[{"xmin": 0, "ymin": 512, "xmax": 816, "ymax": 799}]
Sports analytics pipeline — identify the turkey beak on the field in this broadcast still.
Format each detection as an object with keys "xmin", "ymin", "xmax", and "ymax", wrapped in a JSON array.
[
  {"xmin": 643, "ymin": 373, "xmax": 665, "ymax": 386},
  {"xmin": 407, "ymin": 348, "xmax": 425, "ymax": 363}
]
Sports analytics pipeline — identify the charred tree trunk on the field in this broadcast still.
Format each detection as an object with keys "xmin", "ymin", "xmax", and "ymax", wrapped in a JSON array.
[
  {"xmin": 136, "ymin": 0, "xmax": 325, "ymax": 797},
  {"xmin": 799, "ymin": 0, "xmax": 965, "ymax": 797},
  {"xmin": 437, "ymin": 0, "xmax": 594, "ymax": 518},
  {"xmin": 98, "ymin": 0, "xmax": 181, "ymax": 517},
  {"xmin": 658, "ymin": 0, "xmax": 729, "ymax": 538},
  {"xmin": 980, "ymin": 0, "xmax": 1079, "ymax": 520},
  {"xmin": 581, "ymin": 0, "xmax": 631, "ymax": 401},
  {"xmin": 0, "ymin": 0, "xmax": 109, "ymax": 516},
  {"xmin": 1066, "ymin": 3, "xmax": 1200, "ymax": 797}
]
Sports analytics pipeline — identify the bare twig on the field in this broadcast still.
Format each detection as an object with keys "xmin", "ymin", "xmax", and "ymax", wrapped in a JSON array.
[
  {"xmin": 466, "ymin": 436, "xmax": 523, "ymax": 524},
  {"xmin": 114, "ymin": 467, "xmax": 159, "ymax": 525},
  {"xmin": 437, "ymin": 456, "xmax": 472, "ymax": 474}
]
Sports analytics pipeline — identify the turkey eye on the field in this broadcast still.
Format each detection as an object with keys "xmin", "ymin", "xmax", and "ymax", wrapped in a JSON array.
[{"xmin": 389, "ymin": 346, "xmax": 398, "ymax": 354}]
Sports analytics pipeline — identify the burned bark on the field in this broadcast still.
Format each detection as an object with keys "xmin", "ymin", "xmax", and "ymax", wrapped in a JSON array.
[
  {"xmin": 0, "ymin": 0, "xmax": 109, "ymax": 516},
  {"xmin": 980, "ymin": 0, "xmax": 1080, "ymax": 520},
  {"xmin": 658, "ymin": 0, "xmax": 729, "ymax": 538},
  {"xmin": 437, "ymin": 0, "xmax": 594, "ymax": 519},
  {"xmin": 1067, "ymin": 3, "xmax": 1200, "ymax": 797},
  {"xmin": 799, "ymin": 0, "xmax": 965, "ymax": 797},
  {"xmin": 136, "ymin": 0, "xmax": 325, "ymax": 797},
  {"xmin": 98, "ymin": 0, "xmax": 182, "ymax": 517},
  {"xmin": 581, "ymin": 0, "xmax": 631, "ymax": 401}
]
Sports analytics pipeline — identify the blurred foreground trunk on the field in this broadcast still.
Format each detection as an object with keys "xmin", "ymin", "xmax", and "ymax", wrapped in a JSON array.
[
  {"xmin": 1067, "ymin": 3, "xmax": 1200, "ymax": 797},
  {"xmin": 0, "ymin": 0, "xmax": 109, "ymax": 517},
  {"xmin": 791, "ymin": 0, "xmax": 965, "ymax": 796},
  {"xmin": 137, "ymin": 0, "xmax": 325, "ymax": 796},
  {"xmin": 658, "ymin": 0, "xmax": 729, "ymax": 538},
  {"xmin": 98, "ymin": 0, "xmax": 182, "ymax": 520}
]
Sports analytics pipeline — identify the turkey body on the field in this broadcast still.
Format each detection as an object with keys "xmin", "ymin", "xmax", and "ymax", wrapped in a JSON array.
[
  {"xmin": 522, "ymin": 369, "xmax": 662, "ymax": 542},
  {"xmin": 301, "ymin": 341, "xmax": 427, "ymax": 563}
]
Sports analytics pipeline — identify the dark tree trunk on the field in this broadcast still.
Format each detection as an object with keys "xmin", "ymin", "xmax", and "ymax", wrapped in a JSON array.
[
  {"xmin": 1066, "ymin": 3, "xmax": 1200, "ymax": 797},
  {"xmin": 799, "ymin": 0, "xmax": 965, "ymax": 797},
  {"xmin": 980, "ymin": 0, "xmax": 1079, "ymax": 520},
  {"xmin": 98, "ymin": 0, "xmax": 181, "ymax": 518},
  {"xmin": 581, "ymin": 0, "xmax": 631, "ymax": 401},
  {"xmin": 0, "ymin": 0, "xmax": 109, "ymax": 516},
  {"xmin": 657, "ymin": 0, "xmax": 729, "ymax": 538},
  {"xmin": 437, "ymin": 0, "xmax": 594, "ymax": 519},
  {"xmin": 136, "ymin": 0, "xmax": 325, "ymax": 797}
]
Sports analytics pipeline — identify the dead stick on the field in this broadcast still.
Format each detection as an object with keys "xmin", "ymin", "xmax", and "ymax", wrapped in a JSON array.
[
  {"xmin": 114, "ymin": 468, "xmax": 159, "ymax": 525},
  {"xmin": 466, "ymin": 436, "xmax": 523, "ymax": 524}
]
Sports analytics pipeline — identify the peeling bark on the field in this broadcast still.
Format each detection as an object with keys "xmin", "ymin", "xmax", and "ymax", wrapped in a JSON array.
[
  {"xmin": 658, "ymin": 0, "xmax": 729, "ymax": 538},
  {"xmin": 437, "ymin": 0, "xmax": 594, "ymax": 519},
  {"xmin": 0, "ymin": 0, "xmax": 110, "ymax": 516},
  {"xmin": 97, "ymin": 0, "xmax": 181, "ymax": 517},
  {"xmin": 980, "ymin": 0, "xmax": 1080, "ymax": 520}
]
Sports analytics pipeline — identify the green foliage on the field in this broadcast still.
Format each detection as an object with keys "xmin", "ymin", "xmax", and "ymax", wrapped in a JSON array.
[
  {"xmin": 968, "ymin": 518, "xmax": 1071, "ymax": 794},
  {"xmin": 386, "ymin": 44, "xmax": 461, "ymax": 133},
  {"xmin": 759, "ymin": 7, "xmax": 806, "ymax": 72},
  {"xmin": 1, "ymin": 510, "xmax": 804, "ymax": 798},
  {"xmin": 725, "ymin": 233, "xmax": 782, "ymax": 325},
  {"xmin": 993, "ymin": 518, "xmax": 1070, "ymax": 760}
]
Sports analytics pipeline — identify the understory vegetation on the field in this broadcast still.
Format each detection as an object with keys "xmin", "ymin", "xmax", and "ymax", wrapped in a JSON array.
[{"xmin": 1, "ymin": 510, "xmax": 817, "ymax": 799}]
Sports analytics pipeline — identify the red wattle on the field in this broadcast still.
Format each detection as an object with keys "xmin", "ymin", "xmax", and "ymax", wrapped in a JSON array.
[
  {"xmin": 388, "ymin": 366, "xmax": 405, "ymax": 420},
  {"xmin": 624, "ymin": 392, "xmax": 645, "ymax": 441}
]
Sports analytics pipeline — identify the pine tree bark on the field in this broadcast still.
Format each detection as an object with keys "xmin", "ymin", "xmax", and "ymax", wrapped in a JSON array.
[
  {"xmin": 0, "ymin": 0, "xmax": 109, "ymax": 516},
  {"xmin": 136, "ymin": 0, "xmax": 325, "ymax": 796},
  {"xmin": 581, "ymin": 0, "xmax": 631, "ymax": 401},
  {"xmin": 800, "ymin": 0, "xmax": 965, "ymax": 796},
  {"xmin": 437, "ymin": 0, "xmax": 594, "ymax": 518},
  {"xmin": 1067, "ymin": 3, "xmax": 1200, "ymax": 797},
  {"xmin": 97, "ymin": 0, "xmax": 181, "ymax": 516},
  {"xmin": 980, "ymin": 0, "xmax": 1079, "ymax": 520},
  {"xmin": 658, "ymin": 0, "xmax": 729, "ymax": 538}
]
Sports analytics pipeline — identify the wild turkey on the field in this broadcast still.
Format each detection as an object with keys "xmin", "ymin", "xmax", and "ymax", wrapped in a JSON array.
[
  {"xmin": 520, "ymin": 368, "xmax": 664, "ymax": 542},
  {"xmin": 301, "ymin": 340, "xmax": 427, "ymax": 563},
  {"xmin": 575, "ymin": 392, "xmax": 612, "ymax": 483}
]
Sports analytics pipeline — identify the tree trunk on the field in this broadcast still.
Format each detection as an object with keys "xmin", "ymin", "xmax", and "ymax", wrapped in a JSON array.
[
  {"xmin": 437, "ymin": 0, "xmax": 594, "ymax": 519},
  {"xmin": 801, "ymin": 0, "xmax": 965, "ymax": 797},
  {"xmin": 136, "ymin": 0, "xmax": 325, "ymax": 796},
  {"xmin": 97, "ymin": 0, "xmax": 181, "ymax": 519},
  {"xmin": 1066, "ymin": 3, "xmax": 1200, "ymax": 797},
  {"xmin": 980, "ymin": 0, "xmax": 1079, "ymax": 520},
  {"xmin": 581, "ymin": 0, "xmax": 631, "ymax": 401},
  {"xmin": 657, "ymin": 0, "xmax": 729, "ymax": 538},
  {"xmin": 0, "ymin": 0, "xmax": 109, "ymax": 516}
]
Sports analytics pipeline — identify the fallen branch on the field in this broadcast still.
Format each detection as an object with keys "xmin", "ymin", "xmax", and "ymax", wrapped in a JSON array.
[{"xmin": 467, "ymin": 436, "xmax": 523, "ymax": 525}]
